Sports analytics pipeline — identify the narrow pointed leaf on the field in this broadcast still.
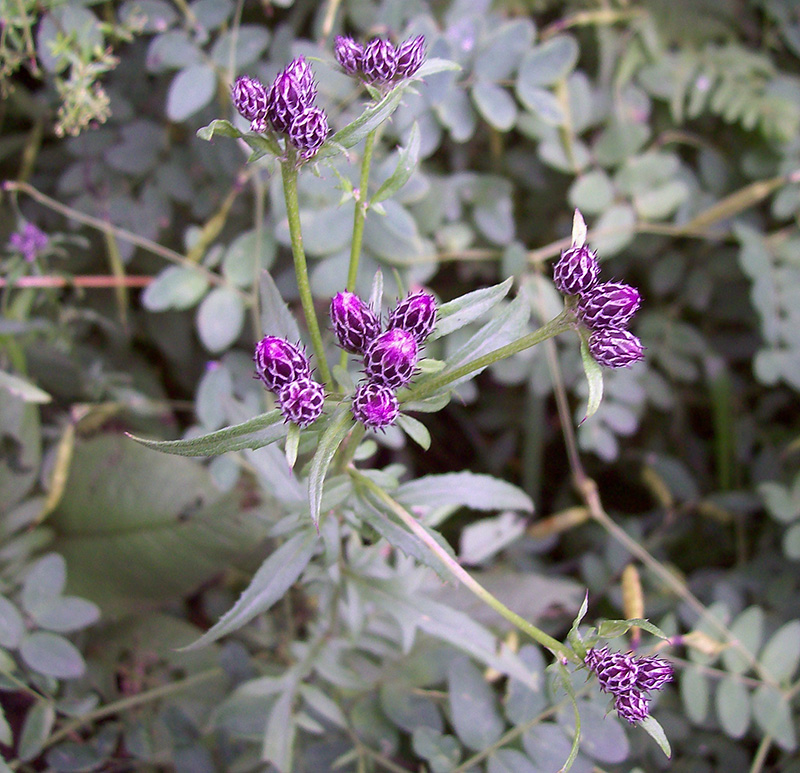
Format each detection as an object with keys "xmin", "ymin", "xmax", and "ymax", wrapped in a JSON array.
[
  {"xmin": 580, "ymin": 337, "xmax": 604, "ymax": 422},
  {"xmin": 430, "ymin": 279, "xmax": 513, "ymax": 340},
  {"xmin": 308, "ymin": 407, "xmax": 354, "ymax": 529},
  {"xmin": 373, "ymin": 123, "xmax": 421, "ymax": 204},
  {"xmin": 325, "ymin": 83, "xmax": 408, "ymax": 152}
]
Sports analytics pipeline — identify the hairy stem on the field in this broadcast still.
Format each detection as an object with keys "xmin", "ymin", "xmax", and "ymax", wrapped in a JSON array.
[
  {"xmin": 280, "ymin": 161, "xmax": 332, "ymax": 388},
  {"xmin": 403, "ymin": 310, "xmax": 573, "ymax": 404},
  {"xmin": 350, "ymin": 469, "xmax": 578, "ymax": 663}
]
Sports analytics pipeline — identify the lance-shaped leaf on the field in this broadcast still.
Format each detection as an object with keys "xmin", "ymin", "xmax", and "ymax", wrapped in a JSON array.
[
  {"xmin": 196, "ymin": 119, "xmax": 281, "ymax": 160},
  {"xmin": 127, "ymin": 409, "xmax": 287, "ymax": 457},
  {"xmin": 183, "ymin": 530, "xmax": 317, "ymax": 650},
  {"xmin": 373, "ymin": 122, "xmax": 421, "ymax": 204},
  {"xmin": 429, "ymin": 278, "xmax": 513, "ymax": 340},
  {"xmin": 580, "ymin": 336, "xmax": 604, "ymax": 423},
  {"xmin": 308, "ymin": 406, "xmax": 354, "ymax": 529}
]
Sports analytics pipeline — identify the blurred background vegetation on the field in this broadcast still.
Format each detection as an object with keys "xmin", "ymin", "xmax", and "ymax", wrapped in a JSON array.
[{"xmin": 2, "ymin": 0, "xmax": 800, "ymax": 770}]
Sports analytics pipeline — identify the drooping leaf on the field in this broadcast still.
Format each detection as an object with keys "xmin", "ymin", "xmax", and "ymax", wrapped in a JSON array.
[
  {"xmin": 395, "ymin": 413, "xmax": 431, "ymax": 450},
  {"xmin": 640, "ymin": 715, "xmax": 672, "ymax": 758}
]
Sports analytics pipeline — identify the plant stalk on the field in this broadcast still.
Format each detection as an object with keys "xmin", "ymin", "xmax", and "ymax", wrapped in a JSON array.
[
  {"xmin": 280, "ymin": 160, "xmax": 332, "ymax": 388},
  {"xmin": 346, "ymin": 128, "xmax": 379, "ymax": 293},
  {"xmin": 350, "ymin": 469, "xmax": 578, "ymax": 663},
  {"xmin": 403, "ymin": 310, "xmax": 574, "ymax": 403}
]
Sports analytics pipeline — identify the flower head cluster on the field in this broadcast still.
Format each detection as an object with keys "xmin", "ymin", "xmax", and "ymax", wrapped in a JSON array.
[
  {"xmin": 334, "ymin": 34, "xmax": 425, "ymax": 85},
  {"xmin": 584, "ymin": 646, "xmax": 673, "ymax": 725},
  {"xmin": 232, "ymin": 57, "xmax": 328, "ymax": 159},
  {"xmin": 8, "ymin": 223, "xmax": 48, "ymax": 262},
  {"xmin": 553, "ymin": 240, "xmax": 644, "ymax": 369},
  {"xmin": 254, "ymin": 336, "xmax": 325, "ymax": 427},
  {"xmin": 329, "ymin": 289, "xmax": 436, "ymax": 430}
]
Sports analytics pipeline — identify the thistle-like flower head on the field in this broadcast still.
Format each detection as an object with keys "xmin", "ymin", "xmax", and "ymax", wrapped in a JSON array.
[
  {"xmin": 289, "ymin": 106, "xmax": 329, "ymax": 158},
  {"xmin": 330, "ymin": 291, "xmax": 381, "ymax": 354},
  {"xmin": 364, "ymin": 328, "xmax": 418, "ymax": 389},
  {"xmin": 593, "ymin": 650, "xmax": 639, "ymax": 694},
  {"xmin": 231, "ymin": 75, "xmax": 269, "ymax": 132},
  {"xmin": 578, "ymin": 281, "xmax": 641, "ymax": 330},
  {"xmin": 553, "ymin": 244, "xmax": 600, "ymax": 296},
  {"xmin": 395, "ymin": 35, "xmax": 426, "ymax": 78},
  {"xmin": 588, "ymin": 327, "xmax": 645, "ymax": 369},
  {"xmin": 284, "ymin": 56, "xmax": 317, "ymax": 105},
  {"xmin": 635, "ymin": 656, "xmax": 674, "ymax": 693},
  {"xmin": 362, "ymin": 38, "xmax": 398, "ymax": 83},
  {"xmin": 351, "ymin": 381, "xmax": 399, "ymax": 429},
  {"xmin": 9, "ymin": 223, "xmax": 49, "ymax": 262},
  {"xmin": 267, "ymin": 69, "xmax": 307, "ymax": 134},
  {"xmin": 335, "ymin": 36, "xmax": 363, "ymax": 74},
  {"xmin": 387, "ymin": 290, "xmax": 437, "ymax": 344},
  {"xmin": 614, "ymin": 690, "xmax": 650, "ymax": 725},
  {"xmin": 278, "ymin": 377, "xmax": 325, "ymax": 427},
  {"xmin": 254, "ymin": 336, "xmax": 311, "ymax": 393}
]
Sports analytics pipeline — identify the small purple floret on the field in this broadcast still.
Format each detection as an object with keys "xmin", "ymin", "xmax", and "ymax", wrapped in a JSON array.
[
  {"xmin": 594, "ymin": 651, "xmax": 639, "ymax": 694},
  {"xmin": 635, "ymin": 656, "xmax": 674, "ymax": 693},
  {"xmin": 267, "ymin": 70, "xmax": 306, "ymax": 134},
  {"xmin": 578, "ymin": 281, "xmax": 641, "ymax": 330},
  {"xmin": 254, "ymin": 336, "xmax": 311, "ymax": 393},
  {"xmin": 330, "ymin": 291, "xmax": 381, "ymax": 354},
  {"xmin": 388, "ymin": 291, "xmax": 437, "ymax": 344},
  {"xmin": 588, "ymin": 327, "xmax": 645, "ymax": 369},
  {"xmin": 553, "ymin": 244, "xmax": 600, "ymax": 296},
  {"xmin": 335, "ymin": 36, "xmax": 363, "ymax": 74},
  {"xmin": 231, "ymin": 75, "xmax": 269, "ymax": 132},
  {"xmin": 278, "ymin": 377, "xmax": 325, "ymax": 427},
  {"xmin": 289, "ymin": 106, "xmax": 329, "ymax": 158},
  {"xmin": 351, "ymin": 381, "xmax": 399, "ymax": 429},
  {"xmin": 284, "ymin": 57, "xmax": 317, "ymax": 106},
  {"xmin": 395, "ymin": 35, "xmax": 426, "ymax": 78},
  {"xmin": 362, "ymin": 39, "xmax": 397, "ymax": 83},
  {"xmin": 615, "ymin": 690, "xmax": 650, "ymax": 724},
  {"xmin": 364, "ymin": 328, "xmax": 418, "ymax": 389},
  {"xmin": 8, "ymin": 223, "xmax": 48, "ymax": 262}
]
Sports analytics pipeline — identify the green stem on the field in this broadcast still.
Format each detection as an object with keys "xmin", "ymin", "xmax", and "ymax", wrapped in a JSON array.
[
  {"xmin": 350, "ymin": 469, "xmax": 578, "ymax": 663},
  {"xmin": 403, "ymin": 310, "xmax": 574, "ymax": 404},
  {"xmin": 280, "ymin": 160, "xmax": 332, "ymax": 388},
  {"xmin": 346, "ymin": 128, "xmax": 379, "ymax": 292}
]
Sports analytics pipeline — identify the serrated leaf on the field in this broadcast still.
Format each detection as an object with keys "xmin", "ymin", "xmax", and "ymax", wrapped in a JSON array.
[
  {"xmin": 373, "ymin": 123, "xmax": 421, "ymax": 204},
  {"xmin": 580, "ymin": 337, "xmax": 604, "ymax": 422},
  {"xmin": 759, "ymin": 620, "xmax": 800, "ymax": 682},
  {"xmin": 395, "ymin": 414, "xmax": 430, "ymax": 450},
  {"xmin": 640, "ymin": 715, "xmax": 671, "ymax": 758},
  {"xmin": 183, "ymin": 530, "xmax": 317, "ymax": 649},
  {"xmin": 308, "ymin": 407, "xmax": 354, "ymax": 529},
  {"xmin": 128, "ymin": 409, "xmax": 287, "ymax": 457},
  {"xmin": 430, "ymin": 278, "xmax": 513, "ymax": 340},
  {"xmin": 20, "ymin": 631, "xmax": 85, "ymax": 679}
]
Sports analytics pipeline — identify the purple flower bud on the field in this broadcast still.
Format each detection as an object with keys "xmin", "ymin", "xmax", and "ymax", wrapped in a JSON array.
[
  {"xmin": 578, "ymin": 282, "xmax": 641, "ymax": 330},
  {"xmin": 9, "ymin": 223, "xmax": 48, "ymax": 262},
  {"xmin": 284, "ymin": 57, "xmax": 317, "ymax": 106},
  {"xmin": 594, "ymin": 650, "xmax": 639, "ymax": 694},
  {"xmin": 231, "ymin": 75, "xmax": 269, "ymax": 132},
  {"xmin": 278, "ymin": 377, "xmax": 325, "ymax": 427},
  {"xmin": 584, "ymin": 646, "xmax": 607, "ymax": 674},
  {"xmin": 351, "ymin": 381, "xmax": 399, "ymax": 429},
  {"xmin": 635, "ymin": 656, "xmax": 673, "ymax": 693},
  {"xmin": 614, "ymin": 690, "xmax": 650, "ymax": 724},
  {"xmin": 335, "ymin": 36, "xmax": 363, "ymax": 74},
  {"xmin": 267, "ymin": 70, "xmax": 306, "ymax": 134},
  {"xmin": 288, "ymin": 106, "xmax": 329, "ymax": 158},
  {"xmin": 588, "ymin": 327, "xmax": 645, "ymax": 369},
  {"xmin": 330, "ymin": 291, "xmax": 381, "ymax": 354},
  {"xmin": 254, "ymin": 336, "xmax": 311, "ymax": 393},
  {"xmin": 395, "ymin": 35, "xmax": 426, "ymax": 78},
  {"xmin": 387, "ymin": 291, "xmax": 437, "ymax": 344},
  {"xmin": 553, "ymin": 244, "xmax": 600, "ymax": 296},
  {"xmin": 364, "ymin": 328, "xmax": 418, "ymax": 389},
  {"xmin": 362, "ymin": 38, "xmax": 398, "ymax": 83}
]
